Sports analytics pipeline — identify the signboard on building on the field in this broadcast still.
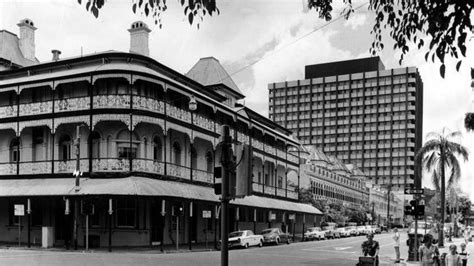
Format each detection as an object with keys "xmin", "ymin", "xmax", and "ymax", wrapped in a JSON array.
[
  {"xmin": 202, "ymin": 210, "xmax": 212, "ymax": 219},
  {"xmin": 14, "ymin": 204, "xmax": 24, "ymax": 216},
  {"xmin": 289, "ymin": 214, "xmax": 296, "ymax": 220}
]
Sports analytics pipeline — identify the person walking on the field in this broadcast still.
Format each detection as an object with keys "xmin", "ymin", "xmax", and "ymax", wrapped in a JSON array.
[
  {"xmin": 463, "ymin": 227, "xmax": 470, "ymax": 245},
  {"xmin": 445, "ymin": 244, "xmax": 462, "ymax": 266},
  {"xmin": 419, "ymin": 234, "xmax": 439, "ymax": 266},
  {"xmin": 361, "ymin": 233, "xmax": 380, "ymax": 266},
  {"xmin": 392, "ymin": 228, "xmax": 401, "ymax": 263},
  {"xmin": 459, "ymin": 242, "xmax": 469, "ymax": 266}
]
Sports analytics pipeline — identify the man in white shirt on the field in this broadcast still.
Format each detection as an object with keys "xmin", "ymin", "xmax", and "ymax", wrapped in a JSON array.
[{"xmin": 393, "ymin": 228, "xmax": 400, "ymax": 263}]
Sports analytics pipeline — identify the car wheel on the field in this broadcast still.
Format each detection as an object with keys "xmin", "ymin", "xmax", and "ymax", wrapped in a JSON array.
[
  {"xmin": 275, "ymin": 238, "xmax": 279, "ymax": 245},
  {"xmin": 259, "ymin": 241, "xmax": 263, "ymax": 247},
  {"xmin": 286, "ymin": 238, "xmax": 290, "ymax": 245},
  {"xmin": 244, "ymin": 243, "xmax": 249, "ymax": 249}
]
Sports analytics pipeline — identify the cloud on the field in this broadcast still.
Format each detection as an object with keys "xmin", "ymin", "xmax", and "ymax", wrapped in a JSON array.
[{"xmin": 343, "ymin": 13, "xmax": 367, "ymax": 29}]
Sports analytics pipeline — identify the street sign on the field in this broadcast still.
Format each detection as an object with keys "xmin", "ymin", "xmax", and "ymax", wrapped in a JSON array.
[
  {"xmin": 289, "ymin": 214, "xmax": 296, "ymax": 220},
  {"xmin": 404, "ymin": 188, "xmax": 424, "ymax": 195},
  {"xmin": 202, "ymin": 210, "xmax": 211, "ymax": 218},
  {"xmin": 14, "ymin": 204, "xmax": 24, "ymax": 216}
]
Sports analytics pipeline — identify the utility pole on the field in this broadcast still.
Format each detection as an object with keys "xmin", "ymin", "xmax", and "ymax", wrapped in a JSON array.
[
  {"xmin": 220, "ymin": 125, "xmax": 232, "ymax": 266},
  {"xmin": 386, "ymin": 182, "xmax": 391, "ymax": 230},
  {"xmin": 73, "ymin": 125, "xmax": 81, "ymax": 250}
]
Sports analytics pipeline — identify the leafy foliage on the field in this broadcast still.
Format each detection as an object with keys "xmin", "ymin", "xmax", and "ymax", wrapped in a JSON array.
[
  {"xmin": 465, "ymin": 112, "xmax": 474, "ymax": 131},
  {"xmin": 77, "ymin": 0, "xmax": 472, "ymax": 78}
]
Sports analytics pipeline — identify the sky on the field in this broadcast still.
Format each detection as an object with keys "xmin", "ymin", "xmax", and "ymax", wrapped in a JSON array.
[{"xmin": 1, "ymin": 0, "xmax": 473, "ymax": 199}]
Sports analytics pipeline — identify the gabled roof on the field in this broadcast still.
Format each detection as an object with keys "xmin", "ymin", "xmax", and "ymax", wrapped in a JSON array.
[
  {"xmin": 186, "ymin": 57, "xmax": 244, "ymax": 98},
  {"xmin": 0, "ymin": 30, "xmax": 38, "ymax": 68}
]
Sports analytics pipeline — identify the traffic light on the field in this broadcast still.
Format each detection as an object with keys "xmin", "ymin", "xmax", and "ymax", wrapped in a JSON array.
[
  {"xmin": 404, "ymin": 200, "xmax": 417, "ymax": 216},
  {"xmin": 172, "ymin": 205, "xmax": 184, "ymax": 216},
  {"xmin": 81, "ymin": 201, "xmax": 94, "ymax": 215},
  {"xmin": 213, "ymin": 166, "xmax": 222, "ymax": 195},
  {"xmin": 416, "ymin": 205, "xmax": 425, "ymax": 216}
]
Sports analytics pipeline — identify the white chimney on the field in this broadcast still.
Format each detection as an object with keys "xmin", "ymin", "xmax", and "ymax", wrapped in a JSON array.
[
  {"xmin": 128, "ymin": 21, "xmax": 151, "ymax": 57},
  {"xmin": 17, "ymin": 18, "xmax": 37, "ymax": 61}
]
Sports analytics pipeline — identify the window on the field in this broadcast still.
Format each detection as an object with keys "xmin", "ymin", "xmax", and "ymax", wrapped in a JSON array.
[
  {"xmin": 173, "ymin": 142, "xmax": 181, "ymax": 165},
  {"xmin": 206, "ymin": 151, "xmax": 213, "ymax": 172},
  {"xmin": 116, "ymin": 198, "xmax": 136, "ymax": 227},
  {"xmin": 90, "ymin": 131, "xmax": 101, "ymax": 159},
  {"xmin": 116, "ymin": 130, "xmax": 138, "ymax": 159},
  {"xmin": 58, "ymin": 135, "xmax": 72, "ymax": 161},
  {"xmin": 153, "ymin": 136, "xmax": 162, "ymax": 161},
  {"xmin": 10, "ymin": 138, "xmax": 20, "ymax": 162}
]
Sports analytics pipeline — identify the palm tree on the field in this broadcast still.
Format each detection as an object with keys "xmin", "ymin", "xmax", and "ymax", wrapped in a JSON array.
[{"xmin": 415, "ymin": 128, "xmax": 469, "ymax": 247}]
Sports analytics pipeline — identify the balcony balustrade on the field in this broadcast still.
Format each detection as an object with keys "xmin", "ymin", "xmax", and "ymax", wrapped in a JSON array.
[
  {"xmin": 94, "ymin": 94, "xmax": 130, "ymax": 109},
  {"xmin": 0, "ymin": 162, "xmax": 16, "ymax": 175},
  {"xmin": 0, "ymin": 105, "xmax": 17, "ymax": 119},
  {"xmin": 20, "ymin": 101, "xmax": 53, "ymax": 116},
  {"xmin": 166, "ymin": 105, "xmax": 191, "ymax": 123},
  {"xmin": 167, "ymin": 163, "xmax": 190, "ymax": 180},
  {"xmin": 55, "ymin": 97, "xmax": 90, "ymax": 113},
  {"xmin": 54, "ymin": 159, "xmax": 88, "ymax": 173},
  {"xmin": 252, "ymin": 183, "xmax": 264, "ymax": 193},
  {"xmin": 132, "ymin": 159, "xmax": 164, "ymax": 175},
  {"xmin": 19, "ymin": 161, "xmax": 52, "ymax": 175},
  {"xmin": 192, "ymin": 169, "xmax": 213, "ymax": 184},
  {"xmin": 252, "ymin": 139, "xmax": 264, "ymax": 150},
  {"xmin": 92, "ymin": 158, "xmax": 130, "ymax": 172},
  {"xmin": 287, "ymin": 190, "xmax": 298, "ymax": 200},
  {"xmin": 264, "ymin": 145, "xmax": 275, "ymax": 155},
  {"xmin": 132, "ymin": 96, "xmax": 164, "ymax": 114},
  {"xmin": 193, "ymin": 114, "xmax": 214, "ymax": 132},
  {"xmin": 276, "ymin": 188, "xmax": 286, "ymax": 197}
]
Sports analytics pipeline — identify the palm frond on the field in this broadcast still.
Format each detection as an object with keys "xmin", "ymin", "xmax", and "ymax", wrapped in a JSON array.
[
  {"xmin": 446, "ymin": 130, "xmax": 462, "ymax": 140},
  {"xmin": 423, "ymin": 152, "xmax": 439, "ymax": 171},
  {"xmin": 447, "ymin": 155, "xmax": 462, "ymax": 186},
  {"xmin": 426, "ymin": 131, "xmax": 442, "ymax": 140},
  {"xmin": 448, "ymin": 141, "xmax": 469, "ymax": 162}
]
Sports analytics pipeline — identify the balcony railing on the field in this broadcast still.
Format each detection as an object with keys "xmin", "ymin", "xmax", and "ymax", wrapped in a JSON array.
[
  {"xmin": 193, "ymin": 114, "xmax": 214, "ymax": 132},
  {"xmin": 55, "ymin": 97, "xmax": 90, "ymax": 113},
  {"xmin": 252, "ymin": 183, "xmax": 264, "ymax": 193},
  {"xmin": 287, "ymin": 190, "xmax": 298, "ymax": 200},
  {"xmin": 132, "ymin": 159, "xmax": 164, "ymax": 175},
  {"xmin": 20, "ymin": 101, "xmax": 53, "ymax": 116},
  {"xmin": 19, "ymin": 161, "xmax": 52, "ymax": 175},
  {"xmin": 93, "ymin": 94, "xmax": 130, "ymax": 109},
  {"xmin": 92, "ymin": 158, "xmax": 130, "ymax": 172},
  {"xmin": 166, "ymin": 105, "xmax": 191, "ymax": 123},
  {"xmin": 276, "ymin": 188, "xmax": 286, "ymax": 197},
  {"xmin": 54, "ymin": 159, "xmax": 88, "ymax": 173},
  {"xmin": 0, "ymin": 162, "xmax": 16, "ymax": 175},
  {"xmin": 0, "ymin": 105, "xmax": 17, "ymax": 119},
  {"xmin": 133, "ymin": 96, "xmax": 164, "ymax": 114},
  {"xmin": 167, "ymin": 163, "xmax": 190, "ymax": 180},
  {"xmin": 192, "ymin": 169, "xmax": 213, "ymax": 184}
]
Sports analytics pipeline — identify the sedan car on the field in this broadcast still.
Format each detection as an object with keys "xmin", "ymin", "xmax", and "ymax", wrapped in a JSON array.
[
  {"xmin": 227, "ymin": 230, "xmax": 263, "ymax": 249},
  {"xmin": 356, "ymin": 226, "xmax": 367, "ymax": 235},
  {"xmin": 336, "ymin": 227, "xmax": 351, "ymax": 237},
  {"xmin": 261, "ymin": 228, "xmax": 291, "ymax": 245},
  {"xmin": 322, "ymin": 226, "xmax": 335, "ymax": 239},
  {"xmin": 304, "ymin": 227, "xmax": 325, "ymax": 241}
]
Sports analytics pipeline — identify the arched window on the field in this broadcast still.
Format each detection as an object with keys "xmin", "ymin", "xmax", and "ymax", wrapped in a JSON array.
[
  {"xmin": 153, "ymin": 136, "xmax": 162, "ymax": 161},
  {"xmin": 90, "ymin": 131, "xmax": 101, "ymax": 159},
  {"xmin": 206, "ymin": 151, "xmax": 213, "ymax": 172},
  {"xmin": 172, "ymin": 142, "xmax": 181, "ymax": 165},
  {"xmin": 9, "ymin": 138, "xmax": 20, "ymax": 162},
  {"xmin": 116, "ymin": 130, "xmax": 138, "ymax": 159},
  {"xmin": 191, "ymin": 147, "xmax": 197, "ymax": 169},
  {"xmin": 58, "ymin": 135, "xmax": 72, "ymax": 161}
]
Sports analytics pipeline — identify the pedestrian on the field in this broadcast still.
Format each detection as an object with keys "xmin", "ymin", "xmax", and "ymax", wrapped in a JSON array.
[
  {"xmin": 463, "ymin": 227, "xmax": 470, "ymax": 245},
  {"xmin": 392, "ymin": 228, "xmax": 400, "ymax": 263},
  {"xmin": 360, "ymin": 233, "xmax": 379, "ymax": 266},
  {"xmin": 459, "ymin": 242, "xmax": 469, "ymax": 266},
  {"xmin": 418, "ymin": 234, "xmax": 439, "ymax": 266},
  {"xmin": 445, "ymin": 244, "xmax": 461, "ymax": 266}
]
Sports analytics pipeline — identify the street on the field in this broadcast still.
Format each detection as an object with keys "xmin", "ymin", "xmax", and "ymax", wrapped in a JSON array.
[{"xmin": 0, "ymin": 232, "xmax": 407, "ymax": 266}]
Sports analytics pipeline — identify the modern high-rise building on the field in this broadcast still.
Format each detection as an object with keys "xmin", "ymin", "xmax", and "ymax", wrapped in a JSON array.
[{"xmin": 268, "ymin": 57, "xmax": 423, "ymax": 189}]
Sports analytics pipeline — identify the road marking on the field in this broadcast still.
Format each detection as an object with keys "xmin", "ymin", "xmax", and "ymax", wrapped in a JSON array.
[
  {"xmin": 301, "ymin": 248, "xmax": 356, "ymax": 254},
  {"xmin": 334, "ymin": 247, "xmax": 351, "ymax": 251}
]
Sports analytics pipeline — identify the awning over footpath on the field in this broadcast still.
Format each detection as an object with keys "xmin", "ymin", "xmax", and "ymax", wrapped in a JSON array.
[{"xmin": 0, "ymin": 177, "xmax": 322, "ymax": 215}]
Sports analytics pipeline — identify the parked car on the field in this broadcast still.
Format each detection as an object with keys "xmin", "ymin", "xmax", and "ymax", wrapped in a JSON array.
[
  {"xmin": 304, "ymin": 227, "xmax": 325, "ymax": 241},
  {"xmin": 364, "ymin": 225, "xmax": 375, "ymax": 235},
  {"xmin": 356, "ymin": 226, "xmax": 367, "ymax": 235},
  {"xmin": 346, "ymin": 225, "xmax": 357, "ymax": 236},
  {"xmin": 322, "ymin": 225, "xmax": 335, "ymax": 239},
  {"xmin": 372, "ymin": 225, "xmax": 381, "ymax": 234},
  {"xmin": 336, "ymin": 227, "xmax": 351, "ymax": 237},
  {"xmin": 225, "ymin": 230, "xmax": 263, "ymax": 249},
  {"xmin": 261, "ymin": 228, "xmax": 291, "ymax": 245}
]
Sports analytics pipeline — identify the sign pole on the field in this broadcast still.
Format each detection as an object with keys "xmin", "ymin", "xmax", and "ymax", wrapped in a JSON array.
[
  {"xmin": 176, "ymin": 216, "xmax": 179, "ymax": 251},
  {"xmin": 18, "ymin": 216, "xmax": 21, "ymax": 247},
  {"xmin": 86, "ymin": 214, "xmax": 89, "ymax": 251}
]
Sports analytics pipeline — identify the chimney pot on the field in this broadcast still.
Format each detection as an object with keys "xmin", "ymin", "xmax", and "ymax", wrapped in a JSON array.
[
  {"xmin": 128, "ymin": 21, "xmax": 151, "ymax": 57},
  {"xmin": 17, "ymin": 18, "xmax": 37, "ymax": 61},
  {"xmin": 51, "ymin": 50, "xmax": 61, "ymax": 61}
]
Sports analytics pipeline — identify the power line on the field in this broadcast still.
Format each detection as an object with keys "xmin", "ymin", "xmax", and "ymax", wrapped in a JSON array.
[{"xmin": 226, "ymin": 2, "xmax": 369, "ymax": 80}]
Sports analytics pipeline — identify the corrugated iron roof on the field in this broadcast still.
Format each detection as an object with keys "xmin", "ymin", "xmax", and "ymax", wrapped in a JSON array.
[
  {"xmin": 0, "ymin": 177, "xmax": 322, "ymax": 215},
  {"xmin": 186, "ymin": 57, "xmax": 244, "ymax": 97}
]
